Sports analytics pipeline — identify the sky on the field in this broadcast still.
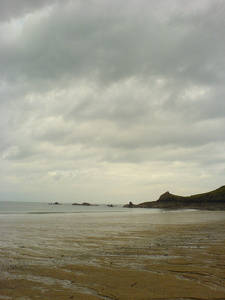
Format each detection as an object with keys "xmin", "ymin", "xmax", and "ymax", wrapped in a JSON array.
[{"xmin": 0, "ymin": 0, "xmax": 225, "ymax": 204}]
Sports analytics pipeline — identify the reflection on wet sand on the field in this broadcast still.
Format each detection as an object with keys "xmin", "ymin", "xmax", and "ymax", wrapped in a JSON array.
[{"xmin": 0, "ymin": 211, "xmax": 225, "ymax": 299}]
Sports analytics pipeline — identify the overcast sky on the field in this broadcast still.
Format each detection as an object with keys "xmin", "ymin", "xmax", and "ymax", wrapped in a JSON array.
[{"xmin": 0, "ymin": 0, "xmax": 225, "ymax": 204}]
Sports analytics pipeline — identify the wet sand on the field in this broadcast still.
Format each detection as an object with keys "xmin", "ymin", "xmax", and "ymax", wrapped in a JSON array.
[{"xmin": 1, "ymin": 212, "xmax": 225, "ymax": 299}]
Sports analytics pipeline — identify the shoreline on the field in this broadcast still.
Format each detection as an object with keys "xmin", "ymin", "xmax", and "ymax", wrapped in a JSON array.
[
  {"xmin": 124, "ymin": 186, "xmax": 225, "ymax": 211},
  {"xmin": 1, "ymin": 212, "xmax": 225, "ymax": 299}
]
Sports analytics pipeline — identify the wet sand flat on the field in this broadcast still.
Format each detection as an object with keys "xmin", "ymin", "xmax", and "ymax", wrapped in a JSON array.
[{"xmin": 0, "ymin": 212, "xmax": 225, "ymax": 299}]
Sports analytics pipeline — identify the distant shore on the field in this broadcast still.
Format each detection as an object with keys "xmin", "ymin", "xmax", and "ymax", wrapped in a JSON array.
[{"xmin": 124, "ymin": 185, "xmax": 225, "ymax": 210}]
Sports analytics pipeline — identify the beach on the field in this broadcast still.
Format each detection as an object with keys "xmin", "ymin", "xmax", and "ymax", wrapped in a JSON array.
[{"xmin": 0, "ymin": 207, "xmax": 225, "ymax": 299}]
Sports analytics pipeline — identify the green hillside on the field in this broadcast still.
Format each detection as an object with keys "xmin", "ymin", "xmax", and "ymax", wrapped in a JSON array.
[{"xmin": 125, "ymin": 186, "xmax": 225, "ymax": 210}]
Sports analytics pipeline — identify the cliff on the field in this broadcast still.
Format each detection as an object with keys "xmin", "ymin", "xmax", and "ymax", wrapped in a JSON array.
[{"xmin": 124, "ymin": 186, "xmax": 225, "ymax": 210}]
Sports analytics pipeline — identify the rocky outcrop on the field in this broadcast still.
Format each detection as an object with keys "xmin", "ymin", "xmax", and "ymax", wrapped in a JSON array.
[
  {"xmin": 124, "ymin": 186, "xmax": 225, "ymax": 210},
  {"xmin": 72, "ymin": 202, "xmax": 99, "ymax": 206}
]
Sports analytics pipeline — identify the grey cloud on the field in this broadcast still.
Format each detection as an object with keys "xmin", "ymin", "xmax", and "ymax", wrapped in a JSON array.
[
  {"xmin": 3, "ymin": 145, "xmax": 35, "ymax": 160},
  {"xmin": 26, "ymin": 111, "xmax": 224, "ymax": 161},
  {"xmin": 1, "ymin": 0, "xmax": 224, "ymax": 89},
  {"xmin": 1, "ymin": 0, "xmax": 225, "ymax": 203},
  {"xmin": 67, "ymin": 88, "xmax": 151, "ymax": 127},
  {"xmin": 0, "ymin": 0, "xmax": 58, "ymax": 22}
]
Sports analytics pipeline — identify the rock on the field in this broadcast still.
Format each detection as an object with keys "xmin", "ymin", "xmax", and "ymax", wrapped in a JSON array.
[
  {"xmin": 72, "ymin": 202, "xmax": 99, "ymax": 206},
  {"xmin": 81, "ymin": 202, "xmax": 91, "ymax": 206},
  {"xmin": 124, "ymin": 201, "xmax": 136, "ymax": 208},
  {"xmin": 124, "ymin": 186, "xmax": 225, "ymax": 210}
]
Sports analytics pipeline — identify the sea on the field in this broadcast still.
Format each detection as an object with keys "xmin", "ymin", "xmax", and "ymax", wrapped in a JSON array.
[
  {"xmin": 1, "ymin": 201, "xmax": 225, "ymax": 248},
  {"xmin": 1, "ymin": 200, "xmax": 225, "ymax": 222}
]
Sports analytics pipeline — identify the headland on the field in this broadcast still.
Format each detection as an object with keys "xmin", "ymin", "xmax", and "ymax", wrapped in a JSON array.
[{"xmin": 124, "ymin": 185, "xmax": 225, "ymax": 210}]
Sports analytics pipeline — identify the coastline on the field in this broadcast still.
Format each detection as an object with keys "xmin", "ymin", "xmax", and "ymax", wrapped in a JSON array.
[
  {"xmin": 1, "ymin": 210, "xmax": 225, "ymax": 299},
  {"xmin": 124, "ymin": 186, "xmax": 225, "ymax": 211}
]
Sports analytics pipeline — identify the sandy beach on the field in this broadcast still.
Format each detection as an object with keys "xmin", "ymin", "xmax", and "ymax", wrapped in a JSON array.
[{"xmin": 1, "ymin": 210, "xmax": 225, "ymax": 299}]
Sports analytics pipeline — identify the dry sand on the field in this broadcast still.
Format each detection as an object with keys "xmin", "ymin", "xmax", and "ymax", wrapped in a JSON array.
[{"xmin": 1, "ymin": 219, "xmax": 225, "ymax": 299}]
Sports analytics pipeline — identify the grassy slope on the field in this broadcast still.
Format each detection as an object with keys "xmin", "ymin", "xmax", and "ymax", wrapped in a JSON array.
[{"xmin": 135, "ymin": 186, "xmax": 225, "ymax": 209}]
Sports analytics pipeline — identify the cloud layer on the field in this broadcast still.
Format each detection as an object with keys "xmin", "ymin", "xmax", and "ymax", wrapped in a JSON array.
[{"xmin": 1, "ymin": 0, "xmax": 225, "ymax": 203}]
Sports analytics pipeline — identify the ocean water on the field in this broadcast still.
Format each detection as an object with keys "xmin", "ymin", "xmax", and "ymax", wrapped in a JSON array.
[
  {"xmin": 1, "ymin": 201, "xmax": 225, "ymax": 252},
  {"xmin": 0, "ymin": 201, "xmax": 132, "ymax": 215},
  {"xmin": 1, "ymin": 200, "xmax": 225, "ymax": 222}
]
